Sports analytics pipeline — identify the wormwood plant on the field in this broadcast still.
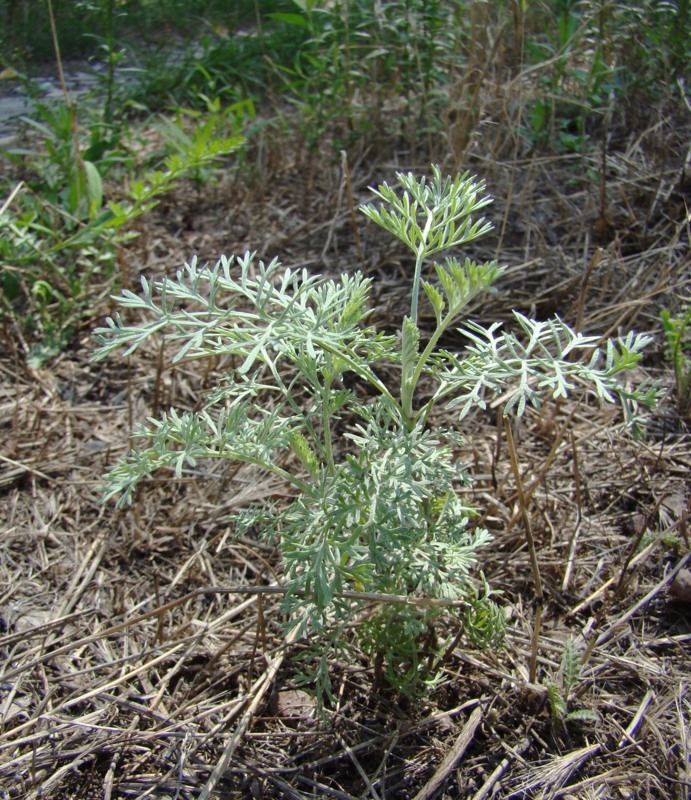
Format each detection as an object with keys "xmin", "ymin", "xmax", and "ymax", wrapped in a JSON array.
[
  {"xmin": 93, "ymin": 166, "xmax": 659, "ymax": 698},
  {"xmin": 546, "ymin": 639, "xmax": 598, "ymax": 727}
]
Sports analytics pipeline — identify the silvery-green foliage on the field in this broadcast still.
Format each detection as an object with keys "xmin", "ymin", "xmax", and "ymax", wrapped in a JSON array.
[
  {"xmin": 360, "ymin": 166, "xmax": 494, "ymax": 325},
  {"xmin": 436, "ymin": 316, "xmax": 658, "ymax": 435},
  {"xmin": 94, "ymin": 166, "xmax": 659, "ymax": 697}
]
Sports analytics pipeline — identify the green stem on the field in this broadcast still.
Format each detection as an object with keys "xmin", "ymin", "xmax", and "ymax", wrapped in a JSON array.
[
  {"xmin": 321, "ymin": 373, "xmax": 336, "ymax": 475},
  {"xmin": 402, "ymin": 305, "xmax": 463, "ymax": 429},
  {"xmin": 202, "ymin": 451, "xmax": 315, "ymax": 497},
  {"xmin": 279, "ymin": 371, "xmax": 327, "ymax": 468},
  {"xmin": 409, "ymin": 248, "xmax": 425, "ymax": 324},
  {"xmin": 317, "ymin": 341, "xmax": 400, "ymax": 415},
  {"xmin": 410, "ymin": 209, "xmax": 434, "ymax": 323}
]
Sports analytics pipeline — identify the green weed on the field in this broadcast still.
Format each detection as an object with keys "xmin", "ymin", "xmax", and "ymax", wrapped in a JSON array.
[
  {"xmin": 93, "ymin": 166, "xmax": 660, "ymax": 701},
  {"xmin": 154, "ymin": 92, "xmax": 255, "ymax": 187},
  {"xmin": 6, "ymin": 101, "xmax": 127, "ymax": 218},
  {"xmin": 0, "ymin": 0, "xmax": 294, "ymax": 65},
  {"xmin": 268, "ymin": 0, "xmax": 454, "ymax": 153},
  {"xmin": 1, "ymin": 106, "xmax": 242, "ymax": 367},
  {"xmin": 661, "ymin": 300, "xmax": 691, "ymax": 419},
  {"xmin": 546, "ymin": 638, "xmax": 599, "ymax": 726},
  {"xmin": 519, "ymin": 2, "xmax": 616, "ymax": 154}
]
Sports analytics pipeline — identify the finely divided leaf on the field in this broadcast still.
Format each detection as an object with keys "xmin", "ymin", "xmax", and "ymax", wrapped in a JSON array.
[{"xmin": 422, "ymin": 281, "xmax": 445, "ymax": 324}]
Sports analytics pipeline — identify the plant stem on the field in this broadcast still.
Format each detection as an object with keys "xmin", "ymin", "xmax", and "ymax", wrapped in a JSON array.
[
  {"xmin": 410, "ymin": 248, "xmax": 425, "ymax": 324},
  {"xmin": 410, "ymin": 209, "xmax": 434, "ymax": 322},
  {"xmin": 46, "ymin": 0, "xmax": 70, "ymax": 104},
  {"xmin": 222, "ymin": 454, "xmax": 314, "ymax": 497},
  {"xmin": 504, "ymin": 416, "xmax": 543, "ymax": 684},
  {"xmin": 46, "ymin": 0, "xmax": 85, "ymax": 213},
  {"xmin": 321, "ymin": 374, "xmax": 335, "ymax": 474},
  {"xmin": 402, "ymin": 299, "xmax": 469, "ymax": 428}
]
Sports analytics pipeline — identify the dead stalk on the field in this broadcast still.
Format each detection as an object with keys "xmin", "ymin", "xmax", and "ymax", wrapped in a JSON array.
[
  {"xmin": 341, "ymin": 150, "xmax": 364, "ymax": 266},
  {"xmin": 574, "ymin": 247, "xmax": 602, "ymax": 331},
  {"xmin": 562, "ymin": 431, "xmax": 583, "ymax": 591},
  {"xmin": 504, "ymin": 416, "xmax": 543, "ymax": 684}
]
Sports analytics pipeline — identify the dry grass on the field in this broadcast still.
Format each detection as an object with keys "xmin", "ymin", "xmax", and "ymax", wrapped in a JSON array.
[{"xmin": 1, "ymin": 61, "xmax": 690, "ymax": 800}]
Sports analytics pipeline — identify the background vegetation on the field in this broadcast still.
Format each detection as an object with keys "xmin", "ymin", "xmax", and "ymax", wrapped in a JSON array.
[{"xmin": 0, "ymin": 1, "xmax": 689, "ymax": 798}]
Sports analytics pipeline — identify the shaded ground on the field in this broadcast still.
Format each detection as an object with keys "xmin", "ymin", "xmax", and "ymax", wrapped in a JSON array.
[{"xmin": 1, "ymin": 98, "xmax": 690, "ymax": 799}]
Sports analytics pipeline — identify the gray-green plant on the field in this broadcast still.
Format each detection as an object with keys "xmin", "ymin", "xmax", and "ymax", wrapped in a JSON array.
[
  {"xmin": 93, "ymin": 166, "xmax": 659, "ymax": 700},
  {"xmin": 546, "ymin": 638, "xmax": 598, "ymax": 726}
]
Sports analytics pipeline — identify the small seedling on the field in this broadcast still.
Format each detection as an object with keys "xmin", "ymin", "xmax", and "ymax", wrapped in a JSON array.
[
  {"xmin": 661, "ymin": 301, "xmax": 691, "ymax": 419},
  {"xmin": 94, "ymin": 166, "xmax": 659, "ymax": 700},
  {"xmin": 547, "ymin": 639, "xmax": 599, "ymax": 726}
]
